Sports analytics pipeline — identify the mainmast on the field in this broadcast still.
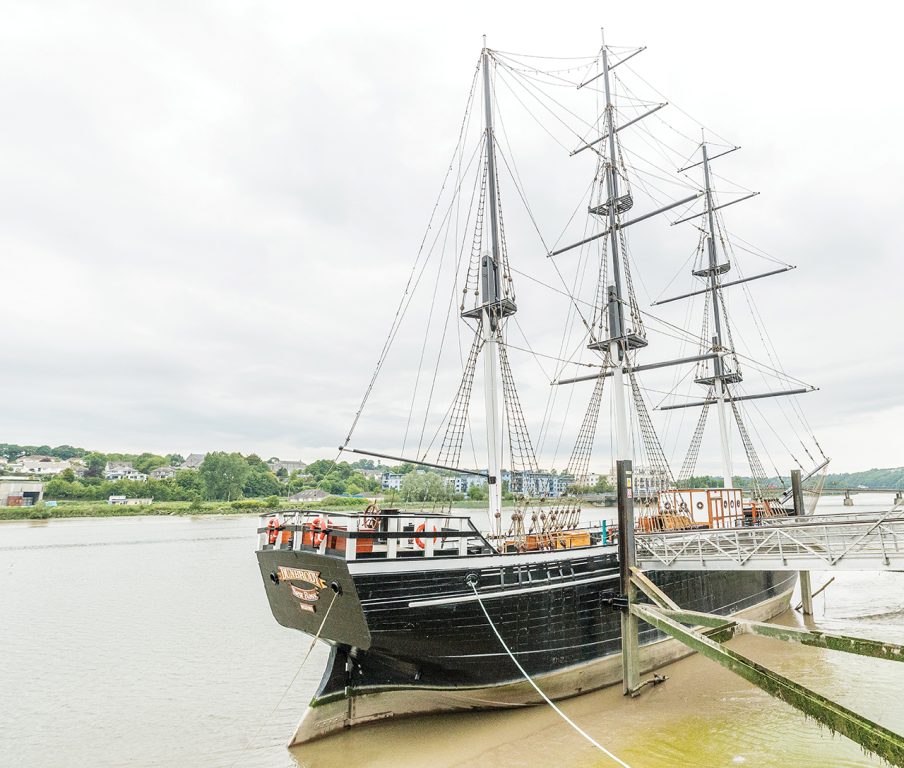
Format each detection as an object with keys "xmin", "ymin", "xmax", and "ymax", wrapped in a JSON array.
[
  {"xmin": 592, "ymin": 39, "xmax": 638, "ymax": 462},
  {"xmin": 701, "ymin": 138, "xmax": 735, "ymax": 488}
]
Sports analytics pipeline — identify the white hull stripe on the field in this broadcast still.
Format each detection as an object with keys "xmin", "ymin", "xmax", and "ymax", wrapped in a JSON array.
[
  {"xmin": 408, "ymin": 573, "xmax": 618, "ymax": 608},
  {"xmin": 348, "ymin": 543, "xmax": 616, "ymax": 576}
]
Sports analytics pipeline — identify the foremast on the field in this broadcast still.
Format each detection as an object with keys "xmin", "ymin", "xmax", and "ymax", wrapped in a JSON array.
[{"xmin": 478, "ymin": 43, "xmax": 506, "ymax": 532}]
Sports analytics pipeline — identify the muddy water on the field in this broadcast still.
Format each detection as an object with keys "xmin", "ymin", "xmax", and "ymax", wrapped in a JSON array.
[{"xmin": 1, "ymin": 496, "xmax": 902, "ymax": 767}]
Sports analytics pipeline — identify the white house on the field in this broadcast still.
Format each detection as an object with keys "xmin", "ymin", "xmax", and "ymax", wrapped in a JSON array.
[
  {"xmin": 108, "ymin": 496, "xmax": 153, "ymax": 506},
  {"xmin": 104, "ymin": 462, "xmax": 148, "ymax": 482},
  {"xmin": 381, "ymin": 472, "xmax": 403, "ymax": 491},
  {"xmin": 15, "ymin": 456, "xmax": 71, "ymax": 476},
  {"xmin": 605, "ymin": 466, "xmax": 670, "ymax": 497},
  {"xmin": 356, "ymin": 468, "xmax": 384, "ymax": 480},
  {"xmin": 289, "ymin": 488, "xmax": 329, "ymax": 502},
  {"xmin": 510, "ymin": 471, "xmax": 574, "ymax": 498},
  {"xmin": 181, "ymin": 453, "xmax": 206, "ymax": 469},
  {"xmin": 150, "ymin": 466, "xmax": 178, "ymax": 480},
  {"xmin": 268, "ymin": 459, "xmax": 308, "ymax": 476},
  {"xmin": 445, "ymin": 473, "xmax": 488, "ymax": 494}
]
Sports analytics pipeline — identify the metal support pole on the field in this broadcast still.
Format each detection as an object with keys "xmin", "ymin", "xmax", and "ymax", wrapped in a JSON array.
[
  {"xmin": 617, "ymin": 459, "xmax": 640, "ymax": 695},
  {"xmin": 792, "ymin": 469, "xmax": 814, "ymax": 616}
]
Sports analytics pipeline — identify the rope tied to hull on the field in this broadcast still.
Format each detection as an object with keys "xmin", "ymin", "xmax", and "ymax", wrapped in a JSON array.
[
  {"xmin": 231, "ymin": 590, "xmax": 338, "ymax": 765},
  {"xmin": 469, "ymin": 582, "xmax": 632, "ymax": 768}
]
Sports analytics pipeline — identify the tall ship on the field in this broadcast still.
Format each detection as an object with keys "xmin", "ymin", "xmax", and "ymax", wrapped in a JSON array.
[{"xmin": 256, "ymin": 35, "xmax": 829, "ymax": 745}]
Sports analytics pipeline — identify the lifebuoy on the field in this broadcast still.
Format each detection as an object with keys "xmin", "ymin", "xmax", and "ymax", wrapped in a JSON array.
[
  {"xmin": 414, "ymin": 522, "xmax": 438, "ymax": 549},
  {"xmin": 267, "ymin": 517, "xmax": 279, "ymax": 545},
  {"xmin": 310, "ymin": 517, "xmax": 331, "ymax": 548},
  {"xmin": 267, "ymin": 517, "xmax": 279, "ymax": 544}
]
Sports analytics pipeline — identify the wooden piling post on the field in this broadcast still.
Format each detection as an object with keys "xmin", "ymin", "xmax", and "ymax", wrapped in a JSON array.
[
  {"xmin": 792, "ymin": 469, "xmax": 814, "ymax": 616},
  {"xmin": 617, "ymin": 459, "xmax": 640, "ymax": 695}
]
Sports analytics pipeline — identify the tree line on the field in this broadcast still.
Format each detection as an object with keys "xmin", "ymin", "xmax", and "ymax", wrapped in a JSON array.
[{"xmin": 38, "ymin": 452, "xmax": 387, "ymax": 503}]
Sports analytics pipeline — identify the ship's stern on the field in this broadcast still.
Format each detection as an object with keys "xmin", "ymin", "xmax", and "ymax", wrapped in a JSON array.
[{"xmin": 256, "ymin": 545, "xmax": 371, "ymax": 649}]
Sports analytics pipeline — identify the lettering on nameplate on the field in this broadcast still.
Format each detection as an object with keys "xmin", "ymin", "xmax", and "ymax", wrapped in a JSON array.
[
  {"xmin": 291, "ymin": 585, "xmax": 320, "ymax": 602},
  {"xmin": 277, "ymin": 566, "xmax": 327, "ymax": 589}
]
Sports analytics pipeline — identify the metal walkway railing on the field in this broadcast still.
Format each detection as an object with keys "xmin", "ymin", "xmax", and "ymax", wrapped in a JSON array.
[{"xmin": 635, "ymin": 509, "xmax": 904, "ymax": 571}]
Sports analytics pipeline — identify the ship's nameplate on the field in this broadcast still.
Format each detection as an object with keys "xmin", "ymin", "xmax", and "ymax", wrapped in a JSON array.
[
  {"xmin": 291, "ymin": 585, "xmax": 320, "ymax": 602},
  {"xmin": 298, "ymin": 602, "xmax": 316, "ymax": 614},
  {"xmin": 278, "ymin": 566, "xmax": 326, "ymax": 588}
]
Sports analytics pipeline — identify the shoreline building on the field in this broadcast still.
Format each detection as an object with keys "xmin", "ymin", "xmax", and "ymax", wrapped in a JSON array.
[{"xmin": 104, "ymin": 462, "xmax": 148, "ymax": 482}]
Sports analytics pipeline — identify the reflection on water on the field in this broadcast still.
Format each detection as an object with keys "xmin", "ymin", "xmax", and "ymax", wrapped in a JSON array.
[{"xmin": 1, "ymin": 496, "xmax": 902, "ymax": 767}]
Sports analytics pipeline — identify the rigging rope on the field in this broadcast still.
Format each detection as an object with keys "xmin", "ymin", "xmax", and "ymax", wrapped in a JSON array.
[
  {"xmin": 436, "ymin": 325, "xmax": 485, "ymax": 471},
  {"xmin": 677, "ymin": 390, "xmax": 712, "ymax": 485},
  {"xmin": 627, "ymin": 369, "xmax": 675, "ymax": 497},
  {"xmin": 728, "ymin": 396, "xmax": 769, "ymax": 498},
  {"xmin": 566, "ymin": 366, "xmax": 608, "ymax": 483}
]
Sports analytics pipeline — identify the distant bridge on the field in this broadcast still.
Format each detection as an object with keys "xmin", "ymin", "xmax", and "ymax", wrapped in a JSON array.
[
  {"xmin": 821, "ymin": 487, "xmax": 904, "ymax": 493},
  {"xmin": 821, "ymin": 488, "xmax": 904, "ymax": 506},
  {"xmin": 578, "ymin": 492, "xmax": 617, "ymax": 504}
]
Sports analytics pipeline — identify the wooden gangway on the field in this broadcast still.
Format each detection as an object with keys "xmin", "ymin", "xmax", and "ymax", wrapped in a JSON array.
[
  {"xmin": 611, "ymin": 462, "xmax": 904, "ymax": 767},
  {"xmin": 635, "ymin": 508, "xmax": 904, "ymax": 571}
]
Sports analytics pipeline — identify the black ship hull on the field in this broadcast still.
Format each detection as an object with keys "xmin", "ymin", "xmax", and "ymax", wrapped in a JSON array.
[{"xmin": 257, "ymin": 542, "xmax": 795, "ymax": 744}]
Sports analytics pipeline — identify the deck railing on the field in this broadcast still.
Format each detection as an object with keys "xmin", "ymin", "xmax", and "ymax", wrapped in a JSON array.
[
  {"xmin": 257, "ymin": 510, "xmax": 494, "ymax": 560},
  {"xmin": 256, "ymin": 509, "xmax": 612, "ymax": 560}
]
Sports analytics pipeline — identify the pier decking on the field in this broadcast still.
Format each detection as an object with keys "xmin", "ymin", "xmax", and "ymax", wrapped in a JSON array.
[{"xmin": 635, "ymin": 508, "xmax": 904, "ymax": 571}]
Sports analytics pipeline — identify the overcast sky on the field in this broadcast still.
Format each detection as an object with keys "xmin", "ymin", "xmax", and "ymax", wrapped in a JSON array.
[{"xmin": 2, "ymin": 1, "xmax": 903, "ymax": 474}]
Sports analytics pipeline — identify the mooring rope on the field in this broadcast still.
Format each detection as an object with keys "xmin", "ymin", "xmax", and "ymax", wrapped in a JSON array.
[
  {"xmin": 469, "ymin": 583, "xmax": 632, "ymax": 767},
  {"xmin": 231, "ymin": 590, "xmax": 338, "ymax": 765}
]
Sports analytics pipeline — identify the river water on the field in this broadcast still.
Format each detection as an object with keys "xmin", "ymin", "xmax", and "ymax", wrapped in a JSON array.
[{"xmin": 2, "ymin": 496, "xmax": 903, "ymax": 767}]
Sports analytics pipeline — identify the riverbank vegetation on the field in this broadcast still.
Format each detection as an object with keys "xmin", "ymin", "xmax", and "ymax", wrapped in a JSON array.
[{"xmin": 0, "ymin": 495, "xmax": 508, "ymax": 521}]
